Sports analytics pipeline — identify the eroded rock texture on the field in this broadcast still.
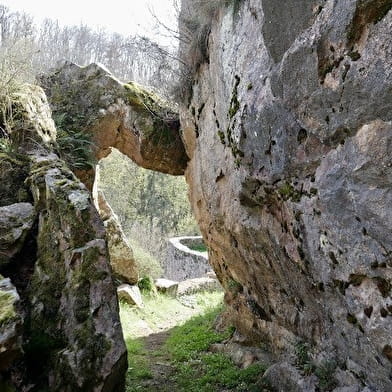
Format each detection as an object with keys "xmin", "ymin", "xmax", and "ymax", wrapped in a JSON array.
[
  {"xmin": 41, "ymin": 62, "xmax": 188, "ymax": 188},
  {"xmin": 0, "ymin": 84, "xmax": 127, "ymax": 391},
  {"xmin": 181, "ymin": 0, "xmax": 392, "ymax": 390}
]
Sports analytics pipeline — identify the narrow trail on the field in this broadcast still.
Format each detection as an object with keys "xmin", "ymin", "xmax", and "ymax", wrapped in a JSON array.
[{"xmin": 134, "ymin": 330, "xmax": 177, "ymax": 392}]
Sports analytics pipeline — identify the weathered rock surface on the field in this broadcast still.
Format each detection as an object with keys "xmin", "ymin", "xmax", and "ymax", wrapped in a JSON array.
[
  {"xmin": 180, "ymin": 0, "xmax": 392, "ymax": 390},
  {"xmin": 41, "ymin": 62, "xmax": 188, "ymax": 188},
  {"xmin": 27, "ymin": 153, "xmax": 127, "ymax": 391},
  {"xmin": 177, "ymin": 277, "xmax": 222, "ymax": 296},
  {"xmin": 155, "ymin": 278, "xmax": 179, "ymax": 297},
  {"xmin": 0, "ymin": 276, "xmax": 23, "ymax": 372},
  {"xmin": 0, "ymin": 203, "xmax": 35, "ymax": 269},
  {"xmin": 93, "ymin": 166, "xmax": 138, "ymax": 284},
  {"xmin": 0, "ymin": 84, "xmax": 127, "ymax": 390},
  {"xmin": 117, "ymin": 284, "xmax": 143, "ymax": 308},
  {"xmin": 163, "ymin": 236, "xmax": 212, "ymax": 281}
]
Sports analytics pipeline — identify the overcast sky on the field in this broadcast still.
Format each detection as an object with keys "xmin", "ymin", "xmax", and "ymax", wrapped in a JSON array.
[{"xmin": 0, "ymin": 0, "xmax": 177, "ymax": 46}]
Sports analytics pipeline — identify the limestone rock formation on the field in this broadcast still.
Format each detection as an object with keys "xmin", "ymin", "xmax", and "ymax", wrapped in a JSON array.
[
  {"xmin": 0, "ymin": 203, "xmax": 35, "ymax": 269},
  {"xmin": 41, "ymin": 62, "xmax": 188, "ymax": 188},
  {"xmin": 0, "ymin": 275, "xmax": 23, "ymax": 372},
  {"xmin": 0, "ymin": 84, "xmax": 127, "ymax": 390},
  {"xmin": 180, "ymin": 0, "xmax": 392, "ymax": 390},
  {"xmin": 117, "ymin": 284, "xmax": 144, "ymax": 308}
]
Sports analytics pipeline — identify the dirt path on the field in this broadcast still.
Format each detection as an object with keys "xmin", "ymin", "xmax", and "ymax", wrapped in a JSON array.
[
  {"xmin": 136, "ymin": 330, "xmax": 178, "ymax": 392},
  {"xmin": 129, "ymin": 331, "xmax": 179, "ymax": 392}
]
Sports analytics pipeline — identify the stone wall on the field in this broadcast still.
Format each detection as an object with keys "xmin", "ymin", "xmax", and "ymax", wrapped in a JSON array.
[{"xmin": 163, "ymin": 236, "xmax": 212, "ymax": 281}]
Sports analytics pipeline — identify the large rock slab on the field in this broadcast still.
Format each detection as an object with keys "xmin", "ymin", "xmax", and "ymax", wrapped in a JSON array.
[
  {"xmin": 155, "ymin": 278, "xmax": 179, "ymax": 297},
  {"xmin": 180, "ymin": 0, "xmax": 392, "ymax": 390},
  {"xmin": 117, "ymin": 284, "xmax": 143, "ymax": 308},
  {"xmin": 41, "ymin": 62, "xmax": 188, "ymax": 188},
  {"xmin": 0, "ymin": 276, "xmax": 23, "ymax": 372},
  {"xmin": 0, "ymin": 203, "xmax": 35, "ymax": 269}
]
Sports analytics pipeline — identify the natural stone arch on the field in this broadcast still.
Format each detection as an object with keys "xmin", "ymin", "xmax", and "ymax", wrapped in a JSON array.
[
  {"xmin": 41, "ymin": 62, "xmax": 189, "ymax": 189},
  {"xmin": 41, "ymin": 62, "xmax": 191, "ymax": 288}
]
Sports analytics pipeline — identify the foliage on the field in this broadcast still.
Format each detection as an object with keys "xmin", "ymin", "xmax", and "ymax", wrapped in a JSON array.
[
  {"xmin": 99, "ymin": 148, "xmax": 199, "ymax": 269},
  {"xmin": 53, "ymin": 113, "xmax": 96, "ymax": 171},
  {"xmin": 294, "ymin": 341, "xmax": 315, "ymax": 375},
  {"xmin": 130, "ymin": 240, "xmax": 163, "ymax": 279},
  {"xmin": 100, "ymin": 148, "xmax": 197, "ymax": 237},
  {"xmin": 188, "ymin": 243, "xmax": 208, "ymax": 253},
  {"xmin": 0, "ymin": 5, "xmax": 177, "ymax": 98},
  {"xmin": 315, "ymin": 360, "xmax": 338, "ymax": 391},
  {"xmin": 137, "ymin": 276, "xmax": 155, "ymax": 293},
  {"xmin": 0, "ymin": 40, "xmax": 35, "ymax": 135}
]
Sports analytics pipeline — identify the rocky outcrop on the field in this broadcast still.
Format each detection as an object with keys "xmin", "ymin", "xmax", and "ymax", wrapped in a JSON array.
[
  {"xmin": 93, "ymin": 166, "xmax": 138, "ymax": 284},
  {"xmin": 41, "ymin": 62, "xmax": 188, "ymax": 188},
  {"xmin": 0, "ymin": 276, "xmax": 23, "ymax": 372},
  {"xmin": 27, "ymin": 153, "xmax": 127, "ymax": 392},
  {"xmin": 0, "ymin": 203, "xmax": 35, "ymax": 269},
  {"xmin": 0, "ymin": 84, "xmax": 127, "ymax": 390},
  {"xmin": 180, "ymin": 0, "xmax": 392, "ymax": 390},
  {"xmin": 163, "ymin": 236, "xmax": 211, "ymax": 280}
]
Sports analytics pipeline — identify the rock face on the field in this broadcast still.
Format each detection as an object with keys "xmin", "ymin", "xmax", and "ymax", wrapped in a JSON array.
[
  {"xmin": 0, "ymin": 84, "xmax": 127, "ymax": 390},
  {"xmin": 180, "ymin": 0, "xmax": 392, "ymax": 390},
  {"xmin": 0, "ymin": 203, "xmax": 35, "ymax": 269},
  {"xmin": 0, "ymin": 276, "xmax": 23, "ymax": 372},
  {"xmin": 163, "ymin": 236, "xmax": 211, "ymax": 280},
  {"xmin": 27, "ymin": 153, "xmax": 127, "ymax": 392},
  {"xmin": 41, "ymin": 62, "xmax": 188, "ymax": 188}
]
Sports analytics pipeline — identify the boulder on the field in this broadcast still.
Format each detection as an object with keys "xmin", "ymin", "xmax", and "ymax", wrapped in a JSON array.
[
  {"xmin": 117, "ymin": 284, "xmax": 143, "ymax": 308},
  {"xmin": 0, "ymin": 203, "xmax": 35, "ymax": 269},
  {"xmin": 155, "ymin": 279, "xmax": 179, "ymax": 297},
  {"xmin": 0, "ymin": 275, "xmax": 23, "ymax": 371}
]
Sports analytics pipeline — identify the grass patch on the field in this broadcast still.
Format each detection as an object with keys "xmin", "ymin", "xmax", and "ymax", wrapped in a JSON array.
[
  {"xmin": 121, "ymin": 291, "xmax": 267, "ymax": 391},
  {"xmin": 125, "ymin": 337, "xmax": 153, "ymax": 391},
  {"xmin": 120, "ymin": 291, "xmax": 224, "ymax": 339},
  {"xmin": 188, "ymin": 243, "xmax": 208, "ymax": 253},
  {"xmin": 166, "ymin": 306, "xmax": 266, "ymax": 392}
]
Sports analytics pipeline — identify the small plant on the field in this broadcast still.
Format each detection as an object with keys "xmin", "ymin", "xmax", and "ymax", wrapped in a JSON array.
[
  {"xmin": 227, "ymin": 278, "xmax": 242, "ymax": 294},
  {"xmin": 137, "ymin": 276, "xmax": 155, "ymax": 293},
  {"xmin": 294, "ymin": 341, "xmax": 315, "ymax": 374},
  {"xmin": 54, "ymin": 113, "xmax": 96, "ymax": 171},
  {"xmin": 315, "ymin": 360, "xmax": 337, "ymax": 391}
]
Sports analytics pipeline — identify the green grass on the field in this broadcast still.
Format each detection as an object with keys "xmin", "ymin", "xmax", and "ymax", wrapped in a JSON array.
[
  {"xmin": 188, "ymin": 243, "xmax": 208, "ymax": 253},
  {"xmin": 121, "ymin": 292, "xmax": 268, "ymax": 391},
  {"xmin": 120, "ymin": 291, "xmax": 224, "ymax": 339},
  {"xmin": 125, "ymin": 337, "xmax": 153, "ymax": 391},
  {"xmin": 165, "ymin": 306, "xmax": 266, "ymax": 392}
]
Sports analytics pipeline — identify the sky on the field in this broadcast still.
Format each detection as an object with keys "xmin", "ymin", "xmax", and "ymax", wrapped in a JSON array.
[{"xmin": 0, "ymin": 0, "xmax": 177, "ymax": 46}]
